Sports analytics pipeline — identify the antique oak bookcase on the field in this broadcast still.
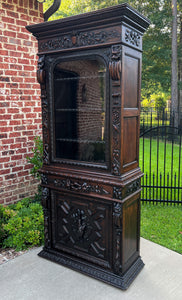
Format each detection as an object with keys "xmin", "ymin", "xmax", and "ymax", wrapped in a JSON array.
[{"xmin": 27, "ymin": 4, "xmax": 150, "ymax": 290}]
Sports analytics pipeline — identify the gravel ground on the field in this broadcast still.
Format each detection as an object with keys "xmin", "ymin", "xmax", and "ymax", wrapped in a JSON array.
[{"xmin": 0, "ymin": 248, "xmax": 28, "ymax": 265}]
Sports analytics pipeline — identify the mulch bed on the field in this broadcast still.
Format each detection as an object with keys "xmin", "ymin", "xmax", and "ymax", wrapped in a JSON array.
[{"xmin": 0, "ymin": 248, "xmax": 27, "ymax": 265}]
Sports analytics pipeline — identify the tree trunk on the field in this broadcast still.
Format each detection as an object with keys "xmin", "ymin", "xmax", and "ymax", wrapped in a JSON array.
[
  {"xmin": 171, "ymin": 0, "xmax": 178, "ymax": 127},
  {"xmin": 178, "ymin": 16, "xmax": 182, "ymax": 128}
]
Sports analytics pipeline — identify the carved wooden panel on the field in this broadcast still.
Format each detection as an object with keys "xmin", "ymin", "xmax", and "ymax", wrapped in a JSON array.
[
  {"xmin": 121, "ymin": 25, "xmax": 142, "ymax": 51},
  {"xmin": 52, "ymin": 192, "xmax": 112, "ymax": 268}
]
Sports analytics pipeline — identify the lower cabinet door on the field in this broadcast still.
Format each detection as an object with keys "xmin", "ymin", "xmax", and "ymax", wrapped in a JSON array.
[{"xmin": 51, "ymin": 191, "xmax": 113, "ymax": 270}]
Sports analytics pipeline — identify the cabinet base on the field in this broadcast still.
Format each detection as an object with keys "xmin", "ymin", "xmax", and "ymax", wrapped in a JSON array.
[{"xmin": 38, "ymin": 248, "xmax": 144, "ymax": 290}]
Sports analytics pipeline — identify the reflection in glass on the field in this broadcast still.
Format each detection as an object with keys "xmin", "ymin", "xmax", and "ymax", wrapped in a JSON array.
[{"xmin": 53, "ymin": 59, "xmax": 106, "ymax": 163}]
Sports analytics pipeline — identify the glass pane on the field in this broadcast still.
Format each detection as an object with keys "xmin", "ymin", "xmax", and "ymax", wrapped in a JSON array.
[{"xmin": 53, "ymin": 58, "xmax": 106, "ymax": 164}]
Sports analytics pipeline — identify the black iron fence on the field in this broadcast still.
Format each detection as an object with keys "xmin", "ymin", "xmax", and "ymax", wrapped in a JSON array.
[{"xmin": 140, "ymin": 107, "xmax": 182, "ymax": 205}]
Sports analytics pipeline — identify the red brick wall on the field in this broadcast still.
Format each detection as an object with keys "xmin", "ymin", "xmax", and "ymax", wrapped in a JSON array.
[{"xmin": 0, "ymin": 0, "xmax": 43, "ymax": 204}]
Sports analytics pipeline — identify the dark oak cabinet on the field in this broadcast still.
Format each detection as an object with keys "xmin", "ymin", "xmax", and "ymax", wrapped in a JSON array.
[{"xmin": 27, "ymin": 4, "xmax": 150, "ymax": 290}]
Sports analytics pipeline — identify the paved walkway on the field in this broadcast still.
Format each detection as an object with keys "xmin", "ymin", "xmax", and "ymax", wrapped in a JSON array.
[{"xmin": 1, "ymin": 238, "xmax": 182, "ymax": 300}]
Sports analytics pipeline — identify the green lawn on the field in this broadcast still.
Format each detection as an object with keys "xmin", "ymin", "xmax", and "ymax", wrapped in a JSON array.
[{"xmin": 141, "ymin": 203, "xmax": 182, "ymax": 254}]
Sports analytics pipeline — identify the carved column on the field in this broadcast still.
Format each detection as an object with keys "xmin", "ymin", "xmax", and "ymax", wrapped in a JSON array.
[
  {"xmin": 109, "ymin": 45, "xmax": 122, "ymax": 176},
  {"xmin": 113, "ymin": 202, "xmax": 122, "ymax": 275},
  {"xmin": 37, "ymin": 56, "xmax": 50, "ymax": 165},
  {"xmin": 42, "ymin": 187, "xmax": 51, "ymax": 249}
]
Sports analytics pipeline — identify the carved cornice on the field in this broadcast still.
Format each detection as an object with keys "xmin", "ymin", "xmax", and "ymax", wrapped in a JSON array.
[{"xmin": 39, "ymin": 30, "xmax": 120, "ymax": 52}]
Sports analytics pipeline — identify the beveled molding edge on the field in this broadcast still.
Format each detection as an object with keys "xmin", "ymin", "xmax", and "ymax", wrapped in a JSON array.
[
  {"xmin": 40, "ymin": 164, "xmax": 142, "ymax": 184},
  {"xmin": 38, "ymin": 248, "xmax": 144, "ymax": 290}
]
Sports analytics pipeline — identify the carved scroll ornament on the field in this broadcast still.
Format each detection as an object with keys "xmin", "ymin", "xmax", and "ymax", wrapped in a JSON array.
[
  {"xmin": 109, "ymin": 60, "xmax": 121, "ymax": 81},
  {"xmin": 37, "ymin": 55, "xmax": 45, "ymax": 84}
]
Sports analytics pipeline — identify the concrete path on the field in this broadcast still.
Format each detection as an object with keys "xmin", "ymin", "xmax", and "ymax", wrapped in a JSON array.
[{"xmin": 1, "ymin": 238, "xmax": 182, "ymax": 300}]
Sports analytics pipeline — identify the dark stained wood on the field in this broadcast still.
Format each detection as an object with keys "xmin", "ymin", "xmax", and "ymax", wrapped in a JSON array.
[
  {"xmin": 27, "ymin": 4, "xmax": 150, "ymax": 290},
  {"xmin": 124, "ymin": 55, "xmax": 139, "ymax": 108},
  {"xmin": 123, "ymin": 117, "xmax": 137, "ymax": 165}
]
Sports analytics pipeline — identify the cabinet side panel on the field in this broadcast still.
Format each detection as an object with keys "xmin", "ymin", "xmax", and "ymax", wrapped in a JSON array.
[
  {"xmin": 123, "ymin": 117, "xmax": 137, "ymax": 165},
  {"xmin": 124, "ymin": 55, "xmax": 139, "ymax": 108},
  {"xmin": 121, "ymin": 47, "xmax": 142, "ymax": 172},
  {"xmin": 122, "ymin": 196, "xmax": 140, "ymax": 270}
]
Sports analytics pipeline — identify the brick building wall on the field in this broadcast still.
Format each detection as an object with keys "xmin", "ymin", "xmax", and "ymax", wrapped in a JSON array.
[{"xmin": 0, "ymin": 0, "xmax": 43, "ymax": 205}]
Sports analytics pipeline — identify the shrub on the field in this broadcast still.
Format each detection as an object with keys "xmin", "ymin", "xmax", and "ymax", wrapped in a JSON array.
[
  {"xmin": 0, "ymin": 198, "xmax": 44, "ymax": 251},
  {"xmin": 26, "ymin": 136, "xmax": 43, "ymax": 180},
  {"xmin": 26, "ymin": 136, "xmax": 43, "ymax": 203},
  {"xmin": 0, "ymin": 206, "xmax": 9, "ymax": 247},
  {"xmin": 141, "ymin": 98, "xmax": 153, "ymax": 111}
]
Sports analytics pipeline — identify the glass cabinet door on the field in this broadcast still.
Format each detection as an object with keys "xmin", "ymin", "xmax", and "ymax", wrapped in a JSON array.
[{"xmin": 53, "ymin": 58, "xmax": 107, "ymax": 165}]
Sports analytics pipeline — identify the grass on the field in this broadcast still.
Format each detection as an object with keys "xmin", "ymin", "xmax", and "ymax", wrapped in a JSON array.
[
  {"xmin": 140, "ymin": 203, "xmax": 182, "ymax": 254},
  {"xmin": 139, "ymin": 135, "xmax": 182, "ymax": 253}
]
